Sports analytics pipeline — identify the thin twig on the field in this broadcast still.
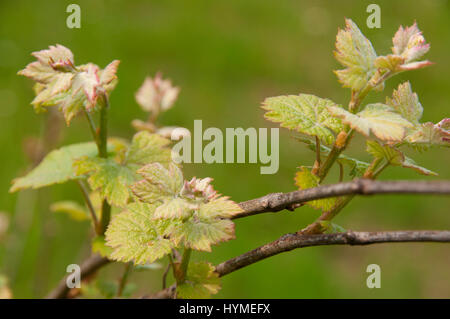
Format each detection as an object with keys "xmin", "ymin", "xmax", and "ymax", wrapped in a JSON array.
[
  {"xmin": 98, "ymin": 94, "xmax": 111, "ymax": 234},
  {"xmin": 76, "ymin": 180, "xmax": 100, "ymax": 234},
  {"xmin": 83, "ymin": 108, "xmax": 100, "ymax": 150},
  {"xmin": 145, "ymin": 230, "xmax": 450, "ymax": 299},
  {"xmin": 117, "ymin": 262, "xmax": 133, "ymax": 297},
  {"xmin": 162, "ymin": 263, "xmax": 171, "ymax": 289}
]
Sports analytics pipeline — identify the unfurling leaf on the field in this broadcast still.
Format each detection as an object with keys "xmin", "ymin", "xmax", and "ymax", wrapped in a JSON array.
[
  {"xmin": 50, "ymin": 201, "xmax": 90, "ymax": 221},
  {"xmin": 329, "ymin": 103, "xmax": 413, "ymax": 141},
  {"xmin": 105, "ymin": 202, "xmax": 174, "ymax": 265},
  {"xmin": 375, "ymin": 22, "xmax": 431, "ymax": 72},
  {"xmin": 334, "ymin": 19, "xmax": 378, "ymax": 91},
  {"xmin": 181, "ymin": 177, "xmax": 218, "ymax": 201},
  {"xmin": 366, "ymin": 140, "xmax": 437, "ymax": 176},
  {"xmin": 294, "ymin": 167, "xmax": 337, "ymax": 211},
  {"xmin": 18, "ymin": 45, "xmax": 74, "ymax": 82},
  {"xmin": 262, "ymin": 94, "xmax": 344, "ymax": 145},
  {"xmin": 392, "ymin": 23, "xmax": 430, "ymax": 63},
  {"xmin": 18, "ymin": 44, "xmax": 120, "ymax": 125},
  {"xmin": 177, "ymin": 262, "xmax": 221, "ymax": 299},
  {"xmin": 405, "ymin": 120, "xmax": 450, "ymax": 147},
  {"xmin": 386, "ymin": 82, "xmax": 423, "ymax": 125},
  {"xmin": 135, "ymin": 73, "xmax": 179, "ymax": 115},
  {"xmin": 366, "ymin": 140, "xmax": 404, "ymax": 166}
]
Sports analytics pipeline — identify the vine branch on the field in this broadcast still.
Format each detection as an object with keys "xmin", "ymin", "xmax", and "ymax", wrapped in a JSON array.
[
  {"xmin": 47, "ymin": 179, "xmax": 450, "ymax": 298},
  {"xmin": 146, "ymin": 230, "xmax": 450, "ymax": 299},
  {"xmin": 233, "ymin": 179, "xmax": 450, "ymax": 219}
]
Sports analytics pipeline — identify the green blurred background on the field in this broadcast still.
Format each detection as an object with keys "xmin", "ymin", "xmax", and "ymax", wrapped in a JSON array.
[{"xmin": 0, "ymin": 0, "xmax": 449, "ymax": 298}]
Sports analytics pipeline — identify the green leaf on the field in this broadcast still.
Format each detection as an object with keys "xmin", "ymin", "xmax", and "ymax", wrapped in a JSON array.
[
  {"xmin": 386, "ymin": 82, "xmax": 423, "ymax": 125},
  {"xmin": 92, "ymin": 235, "xmax": 114, "ymax": 258},
  {"xmin": 125, "ymin": 131, "xmax": 172, "ymax": 167},
  {"xmin": 262, "ymin": 94, "xmax": 344, "ymax": 145},
  {"xmin": 73, "ymin": 132, "xmax": 173, "ymax": 207},
  {"xmin": 366, "ymin": 140, "xmax": 404, "ymax": 165},
  {"xmin": 319, "ymin": 221, "xmax": 347, "ymax": 234},
  {"xmin": 294, "ymin": 167, "xmax": 337, "ymax": 211},
  {"xmin": 10, "ymin": 142, "xmax": 99, "ymax": 192},
  {"xmin": 402, "ymin": 156, "xmax": 437, "ymax": 176},
  {"xmin": 199, "ymin": 197, "xmax": 244, "ymax": 219},
  {"xmin": 176, "ymin": 262, "xmax": 221, "ymax": 299},
  {"xmin": 367, "ymin": 140, "xmax": 437, "ymax": 176},
  {"xmin": 336, "ymin": 157, "xmax": 370, "ymax": 178},
  {"xmin": 334, "ymin": 19, "xmax": 378, "ymax": 91},
  {"xmin": 329, "ymin": 103, "xmax": 414, "ymax": 141},
  {"xmin": 168, "ymin": 216, "xmax": 235, "ymax": 252},
  {"xmin": 153, "ymin": 198, "xmax": 196, "ymax": 219},
  {"xmin": 50, "ymin": 201, "xmax": 90, "ymax": 221},
  {"xmin": 75, "ymin": 157, "xmax": 137, "ymax": 207},
  {"xmin": 130, "ymin": 179, "xmax": 170, "ymax": 204},
  {"xmin": 105, "ymin": 202, "xmax": 174, "ymax": 265},
  {"xmin": 405, "ymin": 120, "xmax": 450, "ymax": 147},
  {"xmin": 374, "ymin": 54, "xmax": 405, "ymax": 72},
  {"xmin": 131, "ymin": 163, "xmax": 184, "ymax": 203}
]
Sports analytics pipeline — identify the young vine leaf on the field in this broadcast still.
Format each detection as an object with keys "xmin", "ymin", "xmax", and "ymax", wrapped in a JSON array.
[
  {"xmin": 18, "ymin": 44, "xmax": 119, "ymax": 125},
  {"xmin": 135, "ymin": 73, "xmax": 180, "ymax": 115},
  {"xmin": 105, "ymin": 202, "xmax": 174, "ymax": 265},
  {"xmin": 334, "ymin": 19, "xmax": 378, "ymax": 91},
  {"xmin": 130, "ymin": 164, "xmax": 243, "ymax": 252},
  {"xmin": 176, "ymin": 262, "xmax": 221, "ymax": 299},
  {"xmin": 386, "ymin": 82, "xmax": 423, "ymax": 125},
  {"xmin": 375, "ymin": 22, "xmax": 432, "ymax": 72},
  {"xmin": 383, "ymin": 82, "xmax": 449, "ymax": 147},
  {"xmin": 366, "ymin": 140, "xmax": 437, "ymax": 176},
  {"xmin": 328, "ymin": 103, "xmax": 413, "ymax": 142},
  {"xmin": 74, "ymin": 131, "xmax": 172, "ymax": 207},
  {"xmin": 10, "ymin": 142, "xmax": 108, "ymax": 192},
  {"xmin": 294, "ymin": 166, "xmax": 337, "ymax": 211},
  {"xmin": 262, "ymin": 94, "xmax": 344, "ymax": 145},
  {"xmin": 405, "ymin": 119, "xmax": 450, "ymax": 147}
]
